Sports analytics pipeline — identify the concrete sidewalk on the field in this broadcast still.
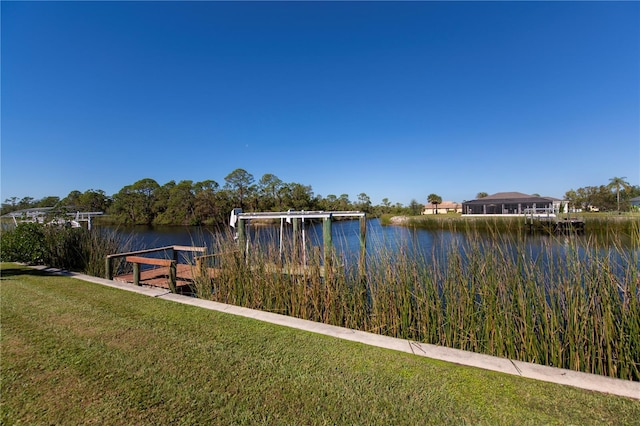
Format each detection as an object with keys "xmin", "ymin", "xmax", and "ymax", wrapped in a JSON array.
[{"xmin": 34, "ymin": 266, "xmax": 640, "ymax": 400}]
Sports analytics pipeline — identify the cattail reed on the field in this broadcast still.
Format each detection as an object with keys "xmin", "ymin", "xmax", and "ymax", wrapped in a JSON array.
[{"xmin": 192, "ymin": 222, "xmax": 639, "ymax": 381}]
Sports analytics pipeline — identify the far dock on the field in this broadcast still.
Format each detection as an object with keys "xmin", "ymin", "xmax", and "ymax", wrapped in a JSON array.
[{"xmin": 524, "ymin": 208, "xmax": 585, "ymax": 234}]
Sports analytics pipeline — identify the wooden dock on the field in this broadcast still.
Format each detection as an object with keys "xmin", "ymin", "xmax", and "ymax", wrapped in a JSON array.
[
  {"xmin": 113, "ymin": 264, "xmax": 209, "ymax": 290},
  {"xmin": 526, "ymin": 217, "xmax": 585, "ymax": 234},
  {"xmin": 524, "ymin": 208, "xmax": 585, "ymax": 235},
  {"xmin": 107, "ymin": 245, "xmax": 218, "ymax": 292},
  {"xmin": 107, "ymin": 244, "xmax": 339, "ymax": 292}
]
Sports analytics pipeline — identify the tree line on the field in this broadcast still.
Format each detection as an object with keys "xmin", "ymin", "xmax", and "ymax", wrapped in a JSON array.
[
  {"xmin": 4, "ymin": 172, "xmax": 638, "ymax": 226},
  {"xmin": 1, "ymin": 168, "xmax": 421, "ymax": 226},
  {"xmin": 563, "ymin": 177, "xmax": 640, "ymax": 212}
]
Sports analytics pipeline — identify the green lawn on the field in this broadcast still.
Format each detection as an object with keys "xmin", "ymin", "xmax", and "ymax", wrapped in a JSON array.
[{"xmin": 1, "ymin": 263, "xmax": 638, "ymax": 425}]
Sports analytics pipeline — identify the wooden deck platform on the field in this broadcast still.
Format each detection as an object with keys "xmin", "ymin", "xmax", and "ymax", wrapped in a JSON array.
[{"xmin": 114, "ymin": 264, "xmax": 219, "ymax": 290}]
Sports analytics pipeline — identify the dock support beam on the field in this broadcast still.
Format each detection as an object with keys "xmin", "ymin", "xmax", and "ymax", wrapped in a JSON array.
[
  {"xmin": 292, "ymin": 217, "xmax": 300, "ymax": 260},
  {"xmin": 323, "ymin": 215, "xmax": 332, "ymax": 260},
  {"xmin": 323, "ymin": 215, "xmax": 332, "ymax": 277},
  {"xmin": 238, "ymin": 218, "xmax": 247, "ymax": 257},
  {"xmin": 105, "ymin": 257, "xmax": 113, "ymax": 280},
  {"xmin": 168, "ymin": 261, "xmax": 177, "ymax": 293},
  {"xmin": 133, "ymin": 263, "xmax": 140, "ymax": 286},
  {"xmin": 359, "ymin": 215, "xmax": 367, "ymax": 276}
]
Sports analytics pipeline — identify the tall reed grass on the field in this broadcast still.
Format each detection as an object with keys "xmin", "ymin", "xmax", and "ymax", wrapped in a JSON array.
[
  {"xmin": 193, "ymin": 224, "xmax": 639, "ymax": 381},
  {"xmin": 401, "ymin": 212, "xmax": 639, "ymax": 236}
]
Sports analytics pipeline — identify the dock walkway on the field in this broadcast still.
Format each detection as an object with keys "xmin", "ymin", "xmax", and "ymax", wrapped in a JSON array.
[
  {"xmin": 113, "ymin": 264, "xmax": 214, "ymax": 289},
  {"xmin": 107, "ymin": 245, "xmax": 216, "ymax": 291}
]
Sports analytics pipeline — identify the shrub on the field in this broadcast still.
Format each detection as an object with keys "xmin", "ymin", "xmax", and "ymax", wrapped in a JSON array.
[
  {"xmin": 1, "ymin": 222, "xmax": 47, "ymax": 264},
  {"xmin": 1, "ymin": 222, "xmax": 124, "ymax": 276}
]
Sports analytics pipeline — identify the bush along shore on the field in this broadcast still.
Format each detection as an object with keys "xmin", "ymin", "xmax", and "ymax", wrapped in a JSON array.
[
  {"xmin": 0, "ymin": 222, "xmax": 128, "ymax": 277},
  {"xmin": 193, "ymin": 223, "xmax": 640, "ymax": 382}
]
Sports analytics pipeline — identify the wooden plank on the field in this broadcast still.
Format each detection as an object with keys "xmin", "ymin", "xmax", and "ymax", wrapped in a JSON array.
[
  {"xmin": 172, "ymin": 245, "xmax": 207, "ymax": 252},
  {"xmin": 125, "ymin": 256, "xmax": 174, "ymax": 267},
  {"xmin": 107, "ymin": 245, "xmax": 206, "ymax": 260},
  {"xmin": 107, "ymin": 246, "xmax": 176, "ymax": 259}
]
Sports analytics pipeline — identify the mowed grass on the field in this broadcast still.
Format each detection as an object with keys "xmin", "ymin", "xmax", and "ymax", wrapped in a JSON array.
[{"xmin": 1, "ymin": 263, "xmax": 638, "ymax": 425}]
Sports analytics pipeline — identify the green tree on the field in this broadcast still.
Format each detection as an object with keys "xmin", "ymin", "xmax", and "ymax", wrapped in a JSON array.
[
  {"xmin": 224, "ymin": 168, "xmax": 254, "ymax": 210},
  {"xmin": 18, "ymin": 197, "xmax": 35, "ymax": 210},
  {"xmin": 337, "ymin": 194, "xmax": 351, "ymax": 211},
  {"xmin": 427, "ymin": 193, "xmax": 443, "ymax": 214},
  {"xmin": 476, "ymin": 192, "xmax": 488, "ymax": 199},
  {"xmin": 193, "ymin": 180, "xmax": 220, "ymax": 224},
  {"xmin": 155, "ymin": 180, "xmax": 196, "ymax": 225},
  {"xmin": 77, "ymin": 190, "xmax": 109, "ymax": 212},
  {"xmin": 409, "ymin": 199, "xmax": 423, "ymax": 216},
  {"xmin": 576, "ymin": 186, "xmax": 599, "ymax": 211},
  {"xmin": 356, "ymin": 193, "xmax": 372, "ymax": 213},
  {"xmin": 36, "ymin": 196, "xmax": 60, "ymax": 208},
  {"xmin": 322, "ymin": 194, "xmax": 339, "ymax": 211},
  {"xmin": 5, "ymin": 197, "xmax": 18, "ymax": 208},
  {"xmin": 111, "ymin": 178, "xmax": 160, "ymax": 224},
  {"xmin": 608, "ymin": 176, "xmax": 631, "ymax": 211},
  {"xmin": 1, "ymin": 197, "xmax": 19, "ymax": 215},
  {"xmin": 61, "ymin": 191, "xmax": 82, "ymax": 207},
  {"xmin": 564, "ymin": 189, "xmax": 579, "ymax": 211},
  {"xmin": 258, "ymin": 173, "xmax": 283, "ymax": 211},
  {"xmin": 571, "ymin": 185, "xmax": 615, "ymax": 211},
  {"xmin": 379, "ymin": 198, "xmax": 391, "ymax": 215},
  {"xmin": 281, "ymin": 183, "xmax": 314, "ymax": 210}
]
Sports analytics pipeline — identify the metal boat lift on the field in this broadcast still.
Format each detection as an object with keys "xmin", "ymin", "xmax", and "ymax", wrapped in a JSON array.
[
  {"xmin": 6, "ymin": 207, "xmax": 103, "ymax": 230},
  {"xmin": 229, "ymin": 209, "xmax": 367, "ymax": 272}
]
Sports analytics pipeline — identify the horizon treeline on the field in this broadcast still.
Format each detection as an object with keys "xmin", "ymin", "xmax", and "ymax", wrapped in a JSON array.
[
  {"xmin": 1, "ymin": 168, "xmax": 423, "ymax": 226},
  {"xmin": 3, "ymin": 169, "xmax": 639, "ymax": 226}
]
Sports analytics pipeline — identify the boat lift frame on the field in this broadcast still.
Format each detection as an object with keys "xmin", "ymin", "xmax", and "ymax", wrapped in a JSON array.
[
  {"xmin": 6, "ymin": 208, "xmax": 103, "ymax": 230},
  {"xmin": 230, "ymin": 209, "xmax": 367, "ymax": 273}
]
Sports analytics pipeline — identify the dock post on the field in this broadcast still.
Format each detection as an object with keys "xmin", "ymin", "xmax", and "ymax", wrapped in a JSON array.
[
  {"xmin": 105, "ymin": 257, "xmax": 113, "ymax": 280},
  {"xmin": 292, "ymin": 217, "xmax": 300, "ymax": 260},
  {"xmin": 168, "ymin": 261, "xmax": 177, "ymax": 293},
  {"xmin": 359, "ymin": 215, "xmax": 367, "ymax": 276},
  {"xmin": 238, "ymin": 219, "xmax": 247, "ymax": 257},
  {"xmin": 133, "ymin": 262, "xmax": 140, "ymax": 286},
  {"xmin": 323, "ymin": 215, "xmax": 332, "ymax": 277}
]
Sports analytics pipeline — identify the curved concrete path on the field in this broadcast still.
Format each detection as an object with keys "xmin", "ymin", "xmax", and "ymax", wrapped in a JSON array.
[{"xmin": 33, "ymin": 266, "xmax": 640, "ymax": 400}]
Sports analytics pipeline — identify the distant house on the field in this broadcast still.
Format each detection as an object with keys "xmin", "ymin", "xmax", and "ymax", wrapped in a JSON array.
[
  {"xmin": 422, "ymin": 201, "xmax": 461, "ymax": 215},
  {"xmin": 462, "ymin": 192, "xmax": 554, "ymax": 215},
  {"xmin": 630, "ymin": 196, "xmax": 640, "ymax": 210}
]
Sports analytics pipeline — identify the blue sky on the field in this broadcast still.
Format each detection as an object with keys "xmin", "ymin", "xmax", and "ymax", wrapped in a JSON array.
[{"xmin": 2, "ymin": 1, "xmax": 638, "ymax": 206}]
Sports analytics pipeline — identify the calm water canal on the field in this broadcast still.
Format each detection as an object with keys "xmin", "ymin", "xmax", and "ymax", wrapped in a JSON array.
[
  {"xmin": 108, "ymin": 219, "xmax": 469, "ymax": 257},
  {"xmin": 104, "ymin": 218, "xmax": 639, "ymax": 271}
]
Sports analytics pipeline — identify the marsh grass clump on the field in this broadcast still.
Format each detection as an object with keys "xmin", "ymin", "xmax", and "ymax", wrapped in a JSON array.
[
  {"xmin": 193, "ymin": 223, "xmax": 639, "ymax": 381},
  {"xmin": 407, "ymin": 215, "xmax": 526, "ymax": 233}
]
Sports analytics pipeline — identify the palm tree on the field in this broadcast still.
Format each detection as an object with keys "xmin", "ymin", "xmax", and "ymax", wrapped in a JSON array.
[
  {"xmin": 608, "ymin": 176, "xmax": 631, "ymax": 212},
  {"xmin": 427, "ymin": 193, "xmax": 443, "ymax": 214}
]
